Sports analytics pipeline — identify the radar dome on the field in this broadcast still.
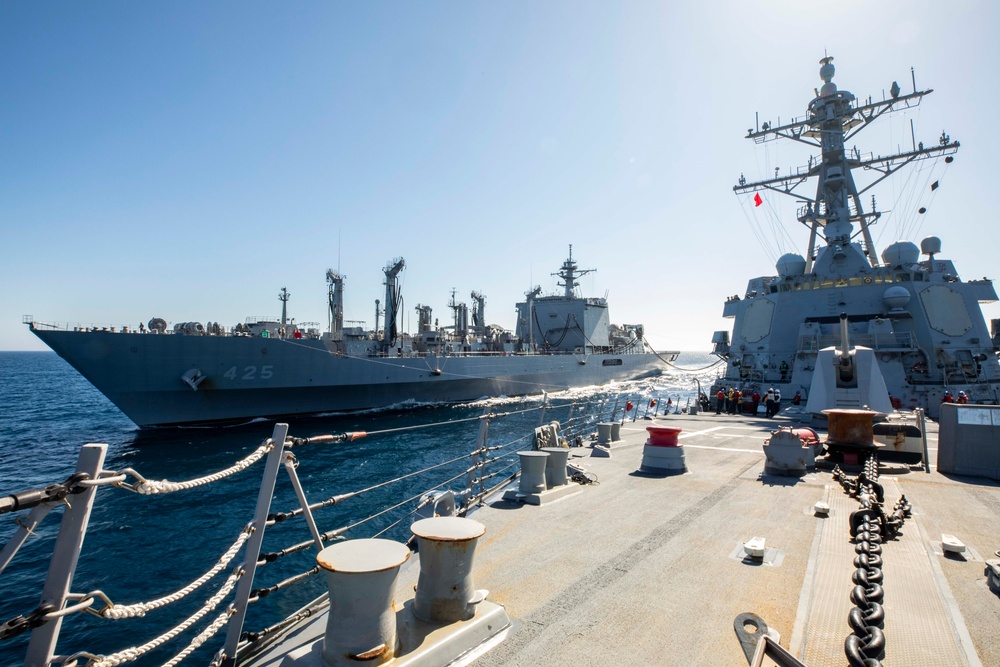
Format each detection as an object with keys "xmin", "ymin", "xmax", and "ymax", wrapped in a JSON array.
[
  {"xmin": 880, "ymin": 241, "xmax": 920, "ymax": 267},
  {"xmin": 920, "ymin": 236, "xmax": 942, "ymax": 256},
  {"xmin": 882, "ymin": 286, "xmax": 910, "ymax": 311},
  {"xmin": 776, "ymin": 253, "xmax": 807, "ymax": 278}
]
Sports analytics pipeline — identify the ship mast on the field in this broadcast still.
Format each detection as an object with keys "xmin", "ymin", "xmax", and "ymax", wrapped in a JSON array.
[
  {"xmin": 278, "ymin": 287, "xmax": 290, "ymax": 327},
  {"xmin": 734, "ymin": 56, "xmax": 960, "ymax": 273},
  {"xmin": 553, "ymin": 245, "xmax": 595, "ymax": 298}
]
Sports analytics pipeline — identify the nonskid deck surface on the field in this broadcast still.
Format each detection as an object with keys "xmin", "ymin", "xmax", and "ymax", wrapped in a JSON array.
[{"xmin": 466, "ymin": 412, "xmax": 999, "ymax": 667}]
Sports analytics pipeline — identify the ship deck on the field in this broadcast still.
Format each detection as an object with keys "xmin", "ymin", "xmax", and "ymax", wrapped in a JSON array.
[
  {"xmin": 243, "ymin": 409, "xmax": 999, "ymax": 667},
  {"xmin": 457, "ymin": 410, "xmax": 999, "ymax": 666}
]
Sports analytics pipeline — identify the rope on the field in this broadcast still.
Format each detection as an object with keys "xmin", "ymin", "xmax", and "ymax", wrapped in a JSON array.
[
  {"xmin": 122, "ymin": 441, "xmax": 273, "ymax": 495},
  {"xmin": 161, "ymin": 608, "xmax": 234, "ymax": 667},
  {"xmin": 86, "ymin": 569, "xmax": 243, "ymax": 667},
  {"xmin": 571, "ymin": 470, "xmax": 599, "ymax": 485},
  {"xmin": 359, "ymin": 412, "xmax": 498, "ymax": 437},
  {"xmin": 99, "ymin": 527, "xmax": 252, "ymax": 619},
  {"xmin": 656, "ymin": 352, "xmax": 725, "ymax": 372}
]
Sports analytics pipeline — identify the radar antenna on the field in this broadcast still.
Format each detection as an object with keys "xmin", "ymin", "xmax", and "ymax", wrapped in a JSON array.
[
  {"xmin": 553, "ymin": 244, "xmax": 595, "ymax": 299},
  {"xmin": 734, "ymin": 56, "xmax": 959, "ymax": 272}
]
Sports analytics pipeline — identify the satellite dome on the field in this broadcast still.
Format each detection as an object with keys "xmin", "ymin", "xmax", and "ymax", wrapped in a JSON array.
[
  {"xmin": 882, "ymin": 286, "xmax": 911, "ymax": 311},
  {"xmin": 776, "ymin": 253, "xmax": 807, "ymax": 277},
  {"xmin": 880, "ymin": 241, "xmax": 920, "ymax": 267},
  {"xmin": 920, "ymin": 236, "xmax": 942, "ymax": 256}
]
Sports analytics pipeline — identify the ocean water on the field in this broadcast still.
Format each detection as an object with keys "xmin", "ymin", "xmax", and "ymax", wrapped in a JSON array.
[{"xmin": 0, "ymin": 351, "xmax": 720, "ymax": 665}]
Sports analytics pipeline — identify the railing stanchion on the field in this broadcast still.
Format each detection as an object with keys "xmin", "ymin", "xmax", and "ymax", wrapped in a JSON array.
[
  {"xmin": 24, "ymin": 444, "xmax": 108, "ymax": 667},
  {"xmin": 221, "ymin": 423, "xmax": 289, "ymax": 666}
]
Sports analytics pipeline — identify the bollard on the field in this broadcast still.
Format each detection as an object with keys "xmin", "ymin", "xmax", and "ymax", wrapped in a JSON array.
[
  {"xmin": 640, "ymin": 426, "xmax": 687, "ymax": 474},
  {"xmin": 610, "ymin": 422, "xmax": 622, "ymax": 442},
  {"xmin": 540, "ymin": 447, "xmax": 570, "ymax": 488},
  {"xmin": 411, "ymin": 517, "xmax": 487, "ymax": 623},
  {"xmin": 317, "ymin": 538, "xmax": 411, "ymax": 666},
  {"xmin": 596, "ymin": 423, "xmax": 613, "ymax": 445},
  {"xmin": 646, "ymin": 426, "xmax": 681, "ymax": 446},
  {"xmin": 517, "ymin": 450, "xmax": 549, "ymax": 495}
]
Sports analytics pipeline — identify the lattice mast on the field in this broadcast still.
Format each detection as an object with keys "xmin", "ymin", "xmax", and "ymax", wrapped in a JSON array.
[
  {"xmin": 553, "ymin": 244, "xmax": 595, "ymax": 299},
  {"xmin": 734, "ymin": 56, "xmax": 960, "ymax": 273}
]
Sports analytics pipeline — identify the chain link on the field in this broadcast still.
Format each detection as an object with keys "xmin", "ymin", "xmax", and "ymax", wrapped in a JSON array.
[{"xmin": 834, "ymin": 455, "xmax": 911, "ymax": 667}]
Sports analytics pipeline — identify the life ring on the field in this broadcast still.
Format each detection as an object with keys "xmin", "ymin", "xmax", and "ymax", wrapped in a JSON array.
[{"xmin": 863, "ymin": 277, "xmax": 873, "ymax": 285}]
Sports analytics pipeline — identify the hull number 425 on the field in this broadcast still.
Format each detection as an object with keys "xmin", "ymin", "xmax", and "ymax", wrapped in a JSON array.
[{"xmin": 223, "ymin": 365, "xmax": 274, "ymax": 380}]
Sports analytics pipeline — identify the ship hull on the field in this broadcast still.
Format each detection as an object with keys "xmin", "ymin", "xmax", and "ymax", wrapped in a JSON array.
[{"xmin": 31, "ymin": 328, "xmax": 664, "ymax": 427}]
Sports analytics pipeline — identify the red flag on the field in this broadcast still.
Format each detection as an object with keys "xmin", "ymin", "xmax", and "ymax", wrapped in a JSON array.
[
  {"xmin": 626, "ymin": 401, "xmax": 634, "ymax": 412},
  {"xmin": 753, "ymin": 192, "xmax": 763, "ymax": 207}
]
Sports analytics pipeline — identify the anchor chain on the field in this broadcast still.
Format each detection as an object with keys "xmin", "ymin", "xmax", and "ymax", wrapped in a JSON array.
[
  {"xmin": 846, "ymin": 516, "xmax": 885, "ymax": 666},
  {"xmin": 833, "ymin": 455, "xmax": 911, "ymax": 667}
]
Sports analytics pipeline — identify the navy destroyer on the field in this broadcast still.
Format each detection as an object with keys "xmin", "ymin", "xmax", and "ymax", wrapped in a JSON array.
[
  {"xmin": 711, "ymin": 57, "xmax": 1000, "ymax": 418},
  {"xmin": 25, "ymin": 248, "xmax": 675, "ymax": 427}
]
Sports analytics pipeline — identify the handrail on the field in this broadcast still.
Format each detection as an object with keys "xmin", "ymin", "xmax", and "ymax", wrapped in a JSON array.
[{"xmin": 3, "ymin": 392, "xmax": 624, "ymax": 667}]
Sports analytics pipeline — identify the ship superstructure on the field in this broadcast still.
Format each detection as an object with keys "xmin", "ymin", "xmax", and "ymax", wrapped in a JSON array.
[
  {"xmin": 26, "ymin": 247, "xmax": 674, "ymax": 427},
  {"xmin": 712, "ymin": 57, "xmax": 1000, "ymax": 417}
]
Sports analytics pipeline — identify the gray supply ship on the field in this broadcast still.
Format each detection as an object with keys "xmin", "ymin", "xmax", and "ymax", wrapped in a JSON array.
[
  {"xmin": 711, "ymin": 57, "xmax": 1000, "ymax": 418},
  {"xmin": 25, "ymin": 248, "xmax": 675, "ymax": 427}
]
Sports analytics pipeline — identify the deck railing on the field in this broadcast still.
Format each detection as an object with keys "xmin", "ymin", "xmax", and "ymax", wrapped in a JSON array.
[{"xmin": 2, "ymin": 393, "xmax": 657, "ymax": 667}]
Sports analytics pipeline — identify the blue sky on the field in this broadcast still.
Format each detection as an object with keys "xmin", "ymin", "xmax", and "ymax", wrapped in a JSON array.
[{"xmin": 3, "ymin": 1, "xmax": 998, "ymax": 352}]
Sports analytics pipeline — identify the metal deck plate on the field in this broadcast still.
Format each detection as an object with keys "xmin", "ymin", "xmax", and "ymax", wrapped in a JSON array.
[{"xmin": 794, "ymin": 478, "xmax": 980, "ymax": 666}]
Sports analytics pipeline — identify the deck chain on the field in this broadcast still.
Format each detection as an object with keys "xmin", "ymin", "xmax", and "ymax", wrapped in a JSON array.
[{"xmin": 833, "ymin": 455, "xmax": 912, "ymax": 667}]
